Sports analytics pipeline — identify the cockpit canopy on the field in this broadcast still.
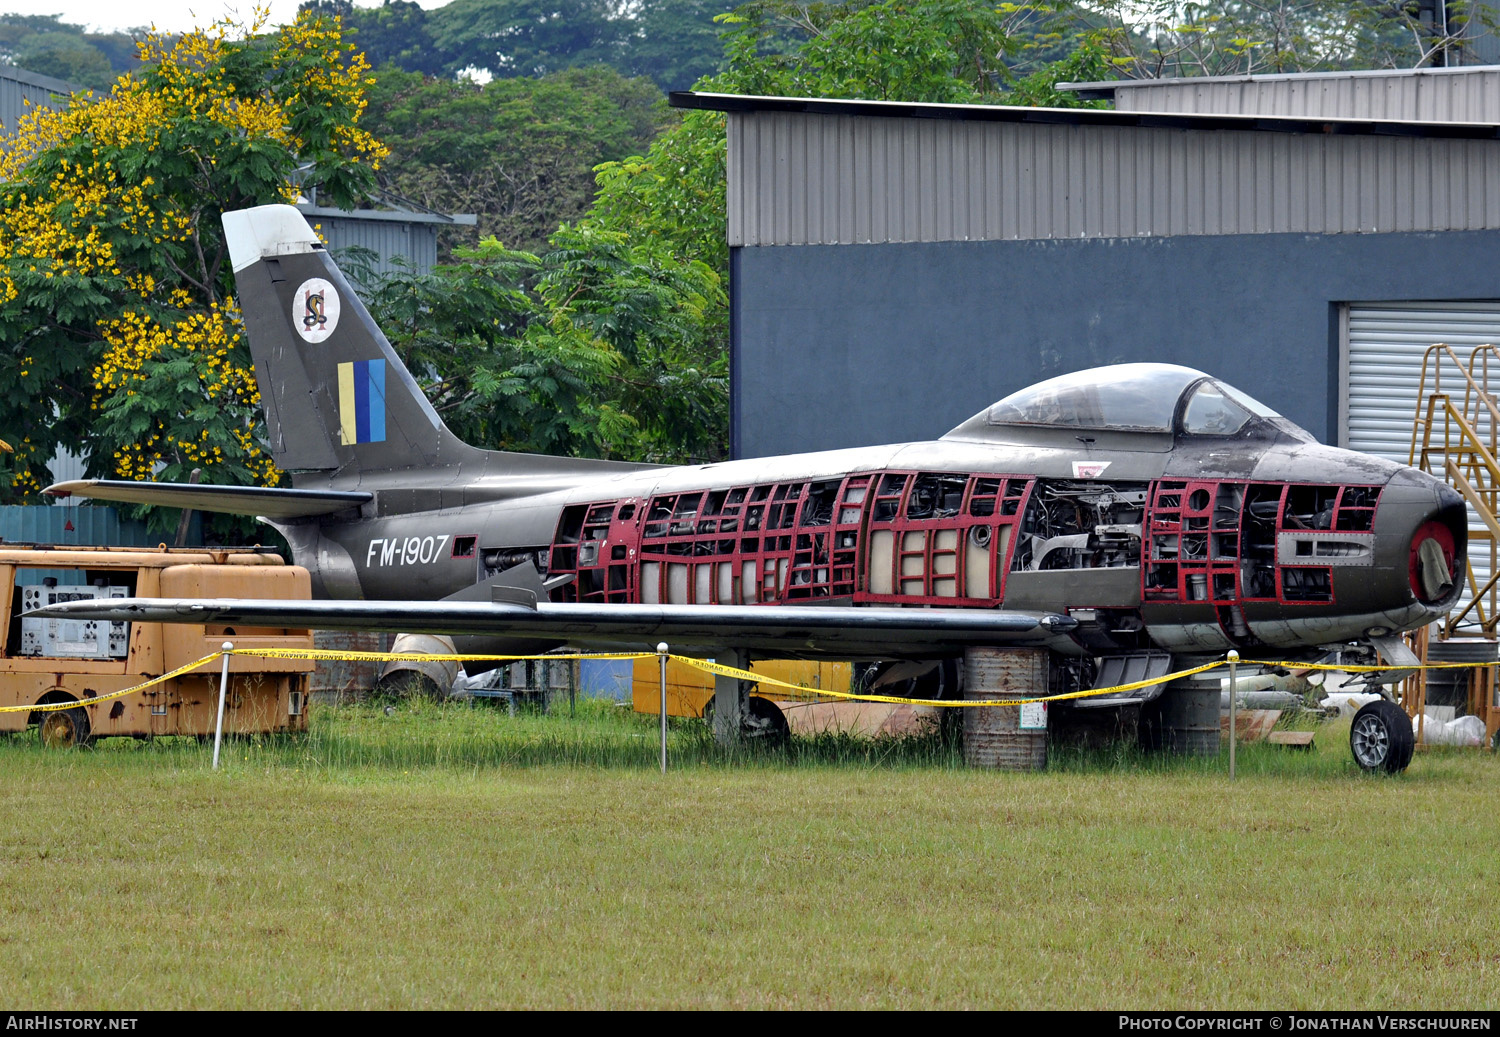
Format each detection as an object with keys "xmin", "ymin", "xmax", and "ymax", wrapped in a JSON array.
[{"xmin": 944, "ymin": 363, "xmax": 1306, "ymax": 441}]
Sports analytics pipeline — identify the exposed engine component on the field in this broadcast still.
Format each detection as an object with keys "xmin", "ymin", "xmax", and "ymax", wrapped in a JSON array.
[
  {"xmin": 1013, "ymin": 481, "xmax": 1146, "ymax": 571},
  {"xmin": 483, "ymin": 548, "xmax": 550, "ymax": 581}
]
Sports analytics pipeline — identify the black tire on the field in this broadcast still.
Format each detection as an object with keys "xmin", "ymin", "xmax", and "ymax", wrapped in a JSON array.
[
  {"xmin": 700, "ymin": 694, "xmax": 788, "ymax": 743},
  {"xmin": 1350, "ymin": 700, "xmax": 1414, "ymax": 774},
  {"xmin": 746, "ymin": 696, "xmax": 790, "ymax": 745},
  {"xmin": 38, "ymin": 706, "xmax": 91, "ymax": 749}
]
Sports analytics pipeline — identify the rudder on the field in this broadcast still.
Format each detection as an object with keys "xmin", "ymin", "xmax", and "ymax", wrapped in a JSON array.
[{"xmin": 223, "ymin": 204, "xmax": 476, "ymax": 477}]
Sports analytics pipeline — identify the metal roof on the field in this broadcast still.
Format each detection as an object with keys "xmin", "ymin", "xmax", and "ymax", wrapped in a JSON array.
[
  {"xmin": 1059, "ymin": 65, "xmax": 1500, "ymax": 123},
  {"xmin": 671, "ymin": 90, "xmax": 1500, "ymax": 138},
  {"xmin": 297, "ymin": 204, "xmax": 477, "ymax": 227},
  {"xmin": 0, "ymin": 64, "xmax": 79, "ymax": 96}
]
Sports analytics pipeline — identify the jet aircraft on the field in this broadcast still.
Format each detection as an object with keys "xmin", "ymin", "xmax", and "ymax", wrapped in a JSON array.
[{"xmin": 44, "ymin": 205, "xmax": 1467, "ymax": 771}]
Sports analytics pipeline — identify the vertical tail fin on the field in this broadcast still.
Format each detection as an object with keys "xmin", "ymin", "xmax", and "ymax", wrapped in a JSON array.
[{"xmin": 224, "ymin": 205, "xmax": 478, "ymax": 477}]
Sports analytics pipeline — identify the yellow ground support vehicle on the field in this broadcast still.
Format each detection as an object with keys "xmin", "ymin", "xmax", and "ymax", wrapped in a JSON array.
[
  {"xmin": 0, "ymin": 546, "xmax": 314, "ymax": 747},
  {"xmin": 631, "ymin": 657, "xmax": 851, "ymax": 721}
]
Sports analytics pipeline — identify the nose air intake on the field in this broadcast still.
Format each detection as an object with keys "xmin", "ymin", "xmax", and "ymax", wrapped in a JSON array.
[
  {"xmin": 1411, "ymin": 521, "xmax": 1456, "ymax": 604},
  {"xmin": 1407, "ymin": 485, "xmax": 1465, "ymax": 608}
]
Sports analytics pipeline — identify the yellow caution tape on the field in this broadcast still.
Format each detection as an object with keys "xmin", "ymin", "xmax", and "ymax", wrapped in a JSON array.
[
  {"xmin": 12, "ymin": 644, "xmax": 1494, "ymax": 718},
  {"xmin": 247, "ymin": 647, "xmax": 1223, "ymax": 707},
  {"xmin": 0, "ymin": 652, "xmax": 225, "ymax": 714},
  {"xmin": 672, "ymin": 655, "xmax": 1226, "ymax": 707}
]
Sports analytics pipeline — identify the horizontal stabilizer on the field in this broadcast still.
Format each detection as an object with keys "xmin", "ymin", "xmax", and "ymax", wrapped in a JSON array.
[
  {"xmin": 43, "ymin": 480, "xmax": 371, "ymax": 520},
  {"xmin": 32, "ymin": 597, "xmax": 1077, "ymax": 658}
]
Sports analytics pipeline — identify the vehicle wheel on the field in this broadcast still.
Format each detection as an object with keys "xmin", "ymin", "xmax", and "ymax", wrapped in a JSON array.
[
  {"xmin": 39, "ymin": 706, "xmax": 91, "ymax": 749},
  {"xmin": 746, "ymin": 697, "xmax": 789, "ymax": 745},
  {"xmin": 862, "ymin": 659, "xmax": 958, "ymax": 699},
  {"xmin": 1350, "ymin": 700, "xmax": 1414, "ymax": 774}
]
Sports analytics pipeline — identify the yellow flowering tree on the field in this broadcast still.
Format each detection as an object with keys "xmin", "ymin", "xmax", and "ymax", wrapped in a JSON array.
[{"xmin": 0, "ymin": 13, "xmax": 385, "ymax": 511}]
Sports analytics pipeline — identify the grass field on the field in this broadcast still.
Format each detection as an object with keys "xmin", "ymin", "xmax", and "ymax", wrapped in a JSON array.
[{"xmin": 1, "ymin": 697, "xmax": 1497, "ymax": 1010}]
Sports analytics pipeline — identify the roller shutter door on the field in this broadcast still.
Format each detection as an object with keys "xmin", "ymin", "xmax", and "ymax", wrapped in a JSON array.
[
  {"xmin": 1346, "ymin": 302, "xmax": 1500, "ymax": 461},
  {"xmin": 1346, "ymin": 301, "xmax": 1500, "ymax": 632}
]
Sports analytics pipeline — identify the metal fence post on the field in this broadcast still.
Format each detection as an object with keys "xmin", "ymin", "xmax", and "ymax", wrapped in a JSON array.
[
  {"xmin": 213, "ymin": 641, "xmax": 233, "ymax": 771},
  {"xmin": 1227, "ymin": 650, "xmax": 1239, "ymax": 781},
  {"xmin": 658, "ymin": 643, "xmax": 669, "ymax": 774}
]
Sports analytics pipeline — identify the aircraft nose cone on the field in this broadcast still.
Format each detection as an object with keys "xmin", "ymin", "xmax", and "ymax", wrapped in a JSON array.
[{"xmin": 1385, "ymin": 468, "xmax": 1466, "ymax": 609}]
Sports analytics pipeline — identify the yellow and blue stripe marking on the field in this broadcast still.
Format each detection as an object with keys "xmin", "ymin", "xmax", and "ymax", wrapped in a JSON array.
[{"xmin": 337, "ymin": 359, "xmax": 386, "ymax": 445}]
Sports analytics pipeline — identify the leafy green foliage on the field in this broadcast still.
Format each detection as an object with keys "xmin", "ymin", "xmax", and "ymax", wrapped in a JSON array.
[
  {"xmin": 1085, "ymin": 0, "xmax": 1500, "ymax": 77},
  {"xmin": 363, "ymin": 64, "xmax": 663, "ymax": 256},
  {"xmin": 427, "ymin": 0, "xmax": 620, "ymax": 78},
  {"xmin": 298, "ymin": 0, "xmax": 729, "ymax": 90},
  {"xmin": 616, "ymin": 0, "xmax": 729, "ymax": 90},
  {"xmin": 717, "ymin": 0, "xmax": 1023, "ymax": 102},
  {"xmin": 364, "ymin": 230, "xmax": 727, "ymax": 463},
  {"xmin": 299, "ymin": 0, "xmax": 446, "ymax": 75},
  {"xmin": 0, "ymin": 13, "xmax": 145, "ymax": 89}
]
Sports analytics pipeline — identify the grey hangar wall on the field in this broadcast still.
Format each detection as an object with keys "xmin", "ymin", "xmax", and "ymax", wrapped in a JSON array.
[{"xmin": 732, "ymin": 229, "xmax": 1500, "ymax": 457}]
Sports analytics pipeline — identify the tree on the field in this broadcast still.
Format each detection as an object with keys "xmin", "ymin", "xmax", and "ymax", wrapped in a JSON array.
[
  {"xmin": 363, "ymin": 64, "xmax": 663, "ymax": 255},
  {"xmin": 615, "ymin": 0, "xmax": 730, "ymax": 91},
  {"xmin": 364, "ymin": 229, "xmax": 727, "ymax": 463},
  {"xmin": 298, "ymin": 0, "xmax": 447, "ymax": 75},
  {"xmin": 0, "ymin": 14, "xmax": 146, "ymax": 87},
  {"xmin": 0, "ymin": 13, "xmax": 384, "ymax": 524},
  {"xmin": 1082, "ymin": 0, "xmax": 1500, "ymax": 78},
  {"xmin": 428, "ymin": 0, "xmax": 620, "ymax": 77},
  {"xmin": 715, "ymin": 0, "xmax": 1024, "ymax": 101},
  {"xmin": 13, "ymin": 31, "xmax": 116, "ymax": 89},
  {"xmin": 301, "ymin": 0, "xmax": 732, "ymax": 91}
]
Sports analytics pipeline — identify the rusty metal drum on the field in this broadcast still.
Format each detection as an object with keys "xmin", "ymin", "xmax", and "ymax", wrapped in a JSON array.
[
  {"xmin": 962, "ymin": 647, "xmax": 1048, "ymax": 770},
  {"xmin": 1157, "ymin": 673, "xmax": 1221, "ymax": 755},
  {"xmin": 310, "ymin": 629, "xmax": 386, "ymax": 703}
]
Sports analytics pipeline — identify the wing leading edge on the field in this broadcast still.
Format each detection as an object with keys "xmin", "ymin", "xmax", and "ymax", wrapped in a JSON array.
[
  {"xmin": 33, "ymin": 598, "xmax": 1077, "ymax": 658},
  {"xmin": 43, "ymin": 480, "xmax": 371, "ymax": 520}
]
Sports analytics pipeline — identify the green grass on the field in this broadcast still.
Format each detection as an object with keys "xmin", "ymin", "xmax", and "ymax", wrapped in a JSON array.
[{"xmin": 1, "ymin": 699, "xmax": 1496, "ymax": 1009}]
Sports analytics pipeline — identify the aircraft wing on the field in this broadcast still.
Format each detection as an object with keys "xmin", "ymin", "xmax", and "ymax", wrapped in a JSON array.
[
  {"xmin": 33, "ymin": 597, "xmax": 1077, "ymax": 658},
  {"xmin": 43, "ymin": 480, "xmax": 371, "ymax": 520}
]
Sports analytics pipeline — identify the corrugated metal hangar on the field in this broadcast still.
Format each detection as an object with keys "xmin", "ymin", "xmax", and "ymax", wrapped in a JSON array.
[{"xmin": 672, "ymin": 69, "xmax": 1500, "ymax": 474}]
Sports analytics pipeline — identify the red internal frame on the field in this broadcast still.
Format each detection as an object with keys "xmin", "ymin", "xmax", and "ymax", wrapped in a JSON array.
[
  {"xmin": 547, "ymin": 470, "xmax": 1033, "ymax": 607},
  {"xmin": 1143, "ymin": 479, "xmax": 1381, "ymax": 606}
]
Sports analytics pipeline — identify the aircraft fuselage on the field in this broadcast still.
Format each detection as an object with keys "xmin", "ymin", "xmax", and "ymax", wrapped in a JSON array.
[{"xmin": 281, "ymin": 424, "xmax": 1464, "ymax": 661}]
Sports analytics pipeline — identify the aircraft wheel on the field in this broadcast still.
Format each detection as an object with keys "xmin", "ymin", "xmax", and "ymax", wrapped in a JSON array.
[
  {"xmin": 1349, "ymin": 700, "xmax": 1414, "ymax": 774},
  {"xmin": 39, "ymin": 707, "xmax": 91, "ymax": 749},
  {"xmin": 746, "ymin": 697, "xmax": 789, "ymax": 745}
]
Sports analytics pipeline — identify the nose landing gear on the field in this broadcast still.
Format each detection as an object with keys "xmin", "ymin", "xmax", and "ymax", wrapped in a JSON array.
[{"xmin": 1349, "ymin": 699, "xmax": 1414, "ymax": 773}]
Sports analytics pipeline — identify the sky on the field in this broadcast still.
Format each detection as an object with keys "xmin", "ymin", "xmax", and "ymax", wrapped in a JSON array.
[{"xmin": 0, "ymin": 0, "xmax": 452, "ymax": 35}]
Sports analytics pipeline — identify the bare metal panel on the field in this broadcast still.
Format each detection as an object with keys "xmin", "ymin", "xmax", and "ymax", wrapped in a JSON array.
[
  {"xmin": 1102, "ymin": 67, "xmax": 1500, "ymax": 122},
  {"xmin": 727, "ymin": 110, "xmax": 1500, "ymax": 246},
  {"xmin": 313, "ymin": 215, "xmax": 439, "ymax": 278},
  {"xmin": 0, "ymin": 68, "xmax": 76, "ymax": 146}
]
